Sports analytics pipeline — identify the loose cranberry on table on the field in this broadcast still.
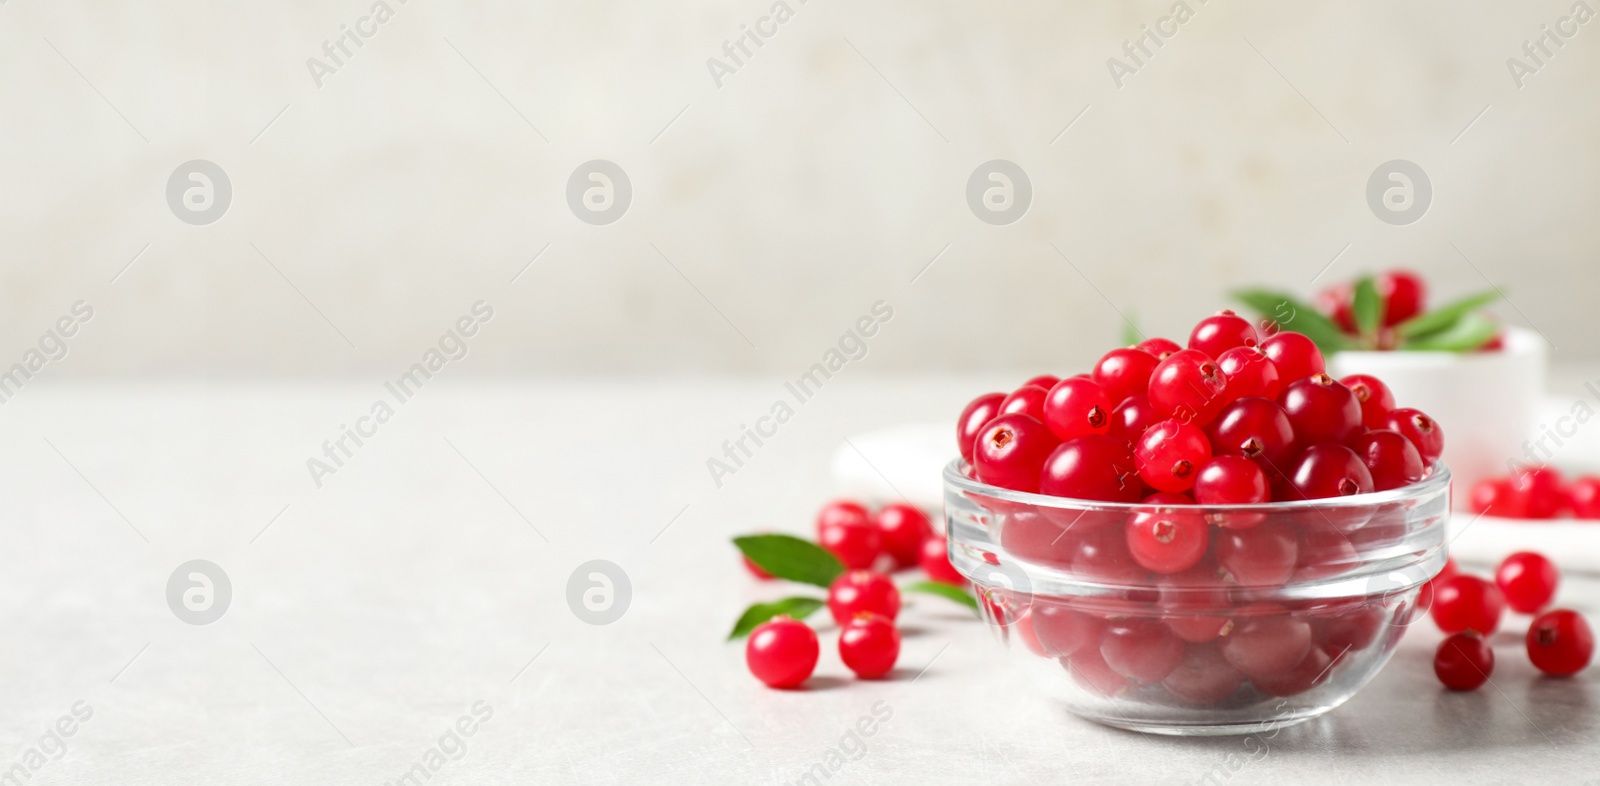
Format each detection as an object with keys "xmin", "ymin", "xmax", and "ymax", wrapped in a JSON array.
[
  {"xmin": 818, "ymin": 520, "xmax": 882, "ymax": 571},
  {"xmin": 746, "ymin": 616, "xmax": 819, "ymax": 689},
  {"xmin": 816, "ymin": 500, "xmax": 870, "ymax": 536},
  {"xmin": 1434, "ymin": 633, "xmax": 1493, "ymax": 691},
  {"xmin": 1135, "ymin": 418, "xmax": 1212, "ymax": 493},
  {"xmin": 1188, "ymin": 310, "xmax": 1260, "ymax": 359},
  {"xmin": 1042, "ymin": 377, "xmax": 1113, "ymax": 441},
  {"xmin": 1259, "ymin": 331, "xmax": 1325, "ymax": 384},
  {"xmin": 920, "ymin": 536, "xmax": 964, "ymax": 585},
  {"xmin": 1507, "ymin": 466, "xmax": 1568, "ymax": 519},
  {"xmin": 1339, "ymin": 374, "xmax": 1395, "ymax": 430},
  {"xmin": 956, "ymin": 392, "xmax": 1006, "ymax": 465},
  {"xmin": 838, "ymin": 613, "xmax": 901, "ymax": 679},
  {"xmin": 972, "ymin": 413, "xmax": 1059, "ymax": 493},
  {"xmin": 1092, "ymin": 347, "xmax": 1160, "ymax": 406},
  {"xmin": 873, "ymin": 503, "xmax": 932, "ymax": 569},
  {"xmin": 1526, "ymin": 609, "xmax": 1594, "ymax": 677},
  {"xmin": 1148, "ymin": 349, "xmax": 1228, "ymax": 426},
  {"xmin": 1469, "ymin": 476, "xmax": 1522, "ymax": 517},
  {"xmin": 1495, "ymin": 551, "xmax": 1559, "ymax": 614},
  {"xmin": 1568, "ymin": 476, "xmax": 1600, "ymax": 518},
  {"xmin": 1348, "ymin": 429, "xmax": 1423, "ymax": 492},
  {"xmin": 1429, "ymin": 574, "xmax": 1504, "ymax": 636},
  {"xmin": 827, "ymin": 570, "xmax": 901, "ymax": 625},
  {"xmin": 1383, "ymin": 408, "xmax": 1444, "ymax": 467}
]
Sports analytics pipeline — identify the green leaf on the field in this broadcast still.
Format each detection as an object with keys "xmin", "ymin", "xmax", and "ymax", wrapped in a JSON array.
[
  {"xmin": 727, "ymin": 596, "xmax": 825, "ymax": 639},
  {"xmin": 1120, "ymin": 311, "xmax": 1142, "ymax": 347},
  {"xmin": 733, "ymin": 534, "xmax": 845, "ymax": 588},
  {"xmin": 1230, "ymin": 290, "xmax": 1353, "ymax": 353},
  {"xmin": 1396, "ymin": 288, "xmax": 1502, "ymax": 339},
  {"xmin": 902, "ymin": 580, "xmax": 979, "ymax": 612},
  {"xmin": 1400, "ymin": 311, "xmax": 1499, "ymax": 351},
  {"xmin": 1352, "ymin": 276, "xmax": 1382, "ymax": 340}
]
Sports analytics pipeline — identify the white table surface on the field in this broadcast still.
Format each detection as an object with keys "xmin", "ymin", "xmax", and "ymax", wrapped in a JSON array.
[{"xmin": 2, "ymin": 378, "xmax": 1596, "ymax": 785}]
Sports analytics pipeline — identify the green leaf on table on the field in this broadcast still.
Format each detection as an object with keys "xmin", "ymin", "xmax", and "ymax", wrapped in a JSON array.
[
  {"xmin": 903, "ymin": 580, "xmax": 979, "ymax": 612},
  {"xmin": 1396, "ymin": 288, "xmax": 1502, "ymax": 339},
  {"xmin": 1352, "ymin": 276, "xmax": 1382, "ymax": 339},
  {"xmin": 733, "ymin": 534, "xmax": 845, "ymax": 588},
  {"xmin": 1230, "ymin": 290, "xmax": 1353, "ymax": 353},
  {"xmin": 1400, "ymin": 311, "xmax": 1499, "ymax": 351},
  {"xmin": 1120, "ymin": 312, "xmax": 1142, "ymax": 347},
  {"xmin": 727, "ymin": 596, "xmax": 825, "ymax": 639}
]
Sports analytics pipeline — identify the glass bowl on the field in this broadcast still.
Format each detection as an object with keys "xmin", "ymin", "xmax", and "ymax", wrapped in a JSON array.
[{"xmin": 942, "ymin": 459, "xmax": 1450, "ymax": 736}]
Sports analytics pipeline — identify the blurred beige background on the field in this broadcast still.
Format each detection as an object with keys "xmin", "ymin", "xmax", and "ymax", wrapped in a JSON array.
[{"xmin": 1, "ymin": 0, "xmax": 1594, "ymax": 378}]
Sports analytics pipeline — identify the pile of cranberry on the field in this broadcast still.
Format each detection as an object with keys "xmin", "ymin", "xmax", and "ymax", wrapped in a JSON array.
[
  {"xmin": 1426, "ymin": 552, "xmax": 1593, "ymax": 690},
  {"xmin": 1469, "ymin": 466, "xmax": 1600, "ymax": 520}
]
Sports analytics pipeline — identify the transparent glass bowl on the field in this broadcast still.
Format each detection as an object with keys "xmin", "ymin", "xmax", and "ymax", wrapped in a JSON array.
[{"xmin": 943, "ymin": 459, "xmax": 1450, "ymax": 736}]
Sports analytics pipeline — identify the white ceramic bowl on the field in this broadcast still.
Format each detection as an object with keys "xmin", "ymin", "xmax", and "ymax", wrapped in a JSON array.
[{"xmin": 1329, "ymin": 326, "xmax": 1546, "ymax": 499}]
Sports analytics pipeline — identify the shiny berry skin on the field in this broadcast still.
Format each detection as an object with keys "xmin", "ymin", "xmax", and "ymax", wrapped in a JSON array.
[
  {"xmin": 827, "ymin": 570, "xmax": 900, "ymax": 625},
  {"xmin": 743, "ymin": 555, "xmax": 773, "ymax": 580},
  {"xmin": 1193, "ymin": 455, "xmax": 1269, "ymax": 506},
  {"xmin": 1126, "ymin": 503, "xmax": 1210, "ymax": 574},
  {"xmin": 819, "ymin": 522, "xmax": 882, "ymax": 571},
  {"xmin": 1043, "ymin": 378, "xmax": 1113, "ymax": 441},
  {"xmin": 1378, "ymin": 269, "xmax": 1426, "ymax": 326},
  {"xmin": 1507, "ymin": 466, "xmax": 1567, "ymax": 519},
  {"xmin": 1222, "ymin": 606, "xmax": 1312, "ymax": 678},
  {"xmin": 1108, "ymin": 395, "xmax": 1158, "ymax": 444},
  {"xmin": 1215, "ymin": 525, "xmax": 1298, "ymax": 586},
  {"xmin": 1188, "ymin": 311, "xmax": 1260, "ymax": 359},
  {"xmin": 1470, "ymin": 477, "xmax": 1521, "ymax": 517},
  {"xmin": 1526, "ymin": 609, "xmax": 1594, "ymax": 677},
  {"xmin": 1135, "ymin": 419, "xmax": 1212, "ymax": 493},
  {"xmin": 746, "ymin": 617, "xmax": 819, "ymax": 689},
  {"xmin": 1207, "ymin": 397, "xmax": 1297, "ymax": 470},
  {"xmin": 1216, "ymin": 346, "xmax": 1282, "ymax": 403},
  {"xmin": 1348, "ymin": 429, "xmax": 1423, "ymax": 492},
  {"xmin": 1022, "ymin": 374, "xmax": 1060, "ymax": 391},
  {"xmin": 838, "ymin": 613, "xmax": 900, "ymax": 679},
  {"xmin": 1100, "ymin": 620, "xmax": 1185, "ymax": 684},
  {"xmin": 1260, "ymin": 331, "xmax": 1325, "ymax": 383},
  {"xmin": 1495, "ymin": 551, "xmax": 1559, "ymax": 614},
  {"xmin": 1384, "ymin": 408, "xmax": 1444, "ymax": 467},
  {"xmin": 1163, "ymin": 644, "xmax": 1245, "ymax": 705},
  {"xmin": 1430, "ymin": 575, "xmax": 1504, "ymax": 635},
  {"xmin": 1148, "ymin": 349, "xmax": 1228, "ymax": 425},
  {"xmin": 973, "ymin": 414, "xmax": 1059, "ymax": 493},
  {"xmin": 1032, "ymin": 603, "xmax": 1107, "ymax": 658},
  {"xmin": 1287, "ymin": 443, "xmax": 1373, "ymax": 500},
  {"xmin": 999, "ymin": 384, "xmax": 1050, "ymax": 422},
  {"xmin": 1136, "ymin": 337, "xmax": 1183, "ymax": 360},
  {"xmin": 816, "ymin": 500, "xmax": 870, "ymax": 537},
  {"xmin": 1569, "ymin": 476, "xmax": 1600, "ymax": 518},
  {"xmin": 1339, "ymin": 374, "xmax": 1395, "ymax": 430},
  {"xmin": 1434, "ymin": 633, "xmax": 1492, "ymax": 691},
  {"xmin": 1039, "ymin": 435, "xmax": 1143, "ymax": 502},
  {"xmin": 1281, "ymin": 374, "xmax": 1363, "ymax": 446},
  {"xmin": 1093, "ymin": 348, "xmax": 1160, "ymax": 407},
  {"xmin": 919, "ymin": 536, "xmax": 964, "ymax": 584},
  {"xmin": 873, "ymin": 503, "xmax": 932, "ymax": 569},
  {"xmin": 957, "ymin": 393, "xmax": 1006, "ymax": 465}
]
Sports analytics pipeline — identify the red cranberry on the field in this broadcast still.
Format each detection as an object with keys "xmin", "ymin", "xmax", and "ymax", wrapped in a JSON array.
[
  {"xmin": 1215, "ymin": 525, "xmax": 1298, "ymax": 586},
  {"xmin": 819, "ymin": 522, "xmax": 882, "ymax": 570},
  {"xmin": 1136, "ymin": 337, "xmax": 1183, "ymax": 360},
  {"xmin": 1193, "ymin": 455, "xmax": 1269, "ymax": 506},
  {"xmin": 1135, "ymin": 418, "xmax": 1212, "ymax": 493},
  {"xmin": 827, "ymin": 570, "xmax": 900, "ymax": 625},
  {"xmin": 1126, "ymin": 503, "xmax": 1210, "ymax": 574},
  {"xmin": 973, "ymin": 414, "xmax": 1059, "ymax": 493},
  {"xmin": 1569, "ymin": 476, "xmax": 1600, "ymax": 518},
  {"xmin": 1221, "ymin": 605, "xmax": 1312, "ymax": 678},
  {"xmin": 1039, "ymin": 435, "xmax": 1143, "ymax": 502},
  {"xmin": 1470, "ymin": 477, "xmax": 1523, "ymax": 517},
  {"xmin": 838, "ymin": 613, "xmax": 900, "ymax": 679},
  {"xmin": 1162, "ymin": 643, "xmax": 1245, "ymax": 705},
  {"xmin": 1311, "ymin": 604, "xmax": 1384, "ymax": 656},
  {"xmin": 1068, "ymin": 519, "xmax": 1150, "ymax": 585},
  {"xmin": 1100, "ymin": 620, "xmax": 1185, "ymax": 684},
  {"xmin": 1507, "ymin": 466, "xmax": 1567, "ymax": 519},
  {"xmin": 1383, "ymin": 408, "xmax": 1444, "ymax": 467},
  {"xmin": 1526, "ymin": 609, "xmax": 1594, "ymax": 677},
  {"xmin": 1148, "ymin": 349, "xmax": 1228, "ymax": 426},
  {"xmin": 1022, "ymin": 374, "xmax": 1061, "ymax": 390},
  {"xmin": 1043, "ymin": 377, "xmax": 1113, "ymax": 441},
  {"xmin": 1207, "ymin": 397, "xmax": 1297, "ymax": 471},
  {"xmin": 1000, "ymin": 384, "xmax": 1050, "ymax": 422},
  {"xmin": 1254, "ymin": 646, "xmax": 1334, "ymax": 697},
  {"xmin": 1495, "ymin": 551, "xmax": 1559, "ymax": 613},
  {"xmin": 1108, "ymin": 395, "xmax": 1158, "ymax": 444},
  {"xmin": 746, "ymin": 616, "xmax": 819, "ymax": 688},
  {"xmin": 957, "ymin": 393, "xmax": 1006, "ymax": 465},
  {"xmin": 1260, "ymin": 331, "xmax": 1325, "ymax": 384},
  {"xmin": 1216, "ymin": 346, "xmax": 1282, "ymax": 403},
  {"xmin": 1434, "ymin": 632, "xmax": 1492, "ymax": 691},
  {"xmin": 919, "ymin": 536, "xmax": 964, "ymax": 584},
  {"xmin": 816, "ymin": 500, "xmax": 869, "ymax": 537},
  {"xmin": 1293, "ymin": 522, "xmax": 1360, "ymax": 581},
  {"xmin": 1092, "ymin": 348, "xmax": 1160, "ymax": 407},
  {"xmin": 1348, "ymin": 429, "xmax": 1423, "ymax": 491},
  {"xmin": 1156, "ymin": 563, "xmax": 1231, "ymax": 642},
  {"xmin": 1061, "ymin": 648, "xmax": 1132, "ymax": 697},
  {"xmin": 1315, "ymin": 282, "xmax": 1357, "ymax": 333},
  {"xmin": 1188, "ymin": 310, "xmax": 1260, "ymax": 359},
  {"xmin": 997, "ymin": 511, "xmax": 1075, "ymax": 568},
  {"xmin": 1430, "ymin": 575, "xmax": 1504, "ymax": 635},
  {"xmin": 743, "ymin": 555, "xmax": 773, "ymax": 580},
  {"xmin": 1378, "ymin": 269, "xmax": 1425, "ymax": 326},
  {"xmin": 1282, "ymin": 374, "xmax": 1363, "ymax": 445},
  {"xmin": 1339, "ymin": 374, "xmax": 1395, "ymax": 430},
  {"xmin": 1032, "ymin": 602, "xmax": 1107, "ymax": 658},
  {"xmin": 873, "ymin": 503, "xmax": 932, "ymax": 569},
  {"xmin": 1287, "ymin": 443, "xmax": 1374, "ymax": 500}
]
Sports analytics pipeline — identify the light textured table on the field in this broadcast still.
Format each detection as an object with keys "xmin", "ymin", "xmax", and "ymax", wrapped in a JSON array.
[{"xmin": 2, "ymin": 379, "xmax": 1595, "ymax": 785}]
